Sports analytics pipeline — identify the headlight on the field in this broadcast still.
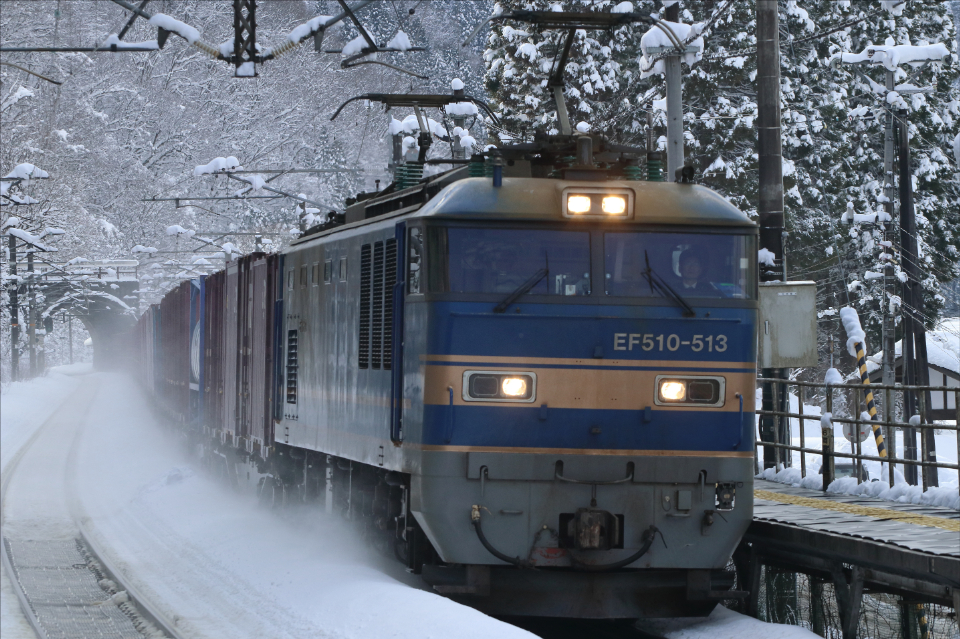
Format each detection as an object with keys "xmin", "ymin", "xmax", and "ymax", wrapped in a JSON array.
[
  {"xmin": 655, "ymin": 375, "xmax": 725, "ymax": 406},
  {"xmin": 463, "ymin": 371, "xmax": 536, "ymax": 402},
  {"xmin": 567, "ymin": 195, "xmax": 592, "ymax": 214},
  {"xmin": 601, "ymin": 195, "xmax": 626, "ymax": 215},
  {"xmin": 501, "ymin": 377, "xmax": 528, "ymax": 397},
  {"xmin": 659, "ymin": 380, "xmax": 686, "ymax": 401},
  {"xmin": 562, "ymin": 188, "xmax": 633, "ymax": 219}
]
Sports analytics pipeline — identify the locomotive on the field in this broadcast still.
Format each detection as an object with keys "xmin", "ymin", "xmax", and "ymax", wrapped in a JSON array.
[{"xmin": 136, "ymin": 133, "xmax": 758, "ymax": 619}]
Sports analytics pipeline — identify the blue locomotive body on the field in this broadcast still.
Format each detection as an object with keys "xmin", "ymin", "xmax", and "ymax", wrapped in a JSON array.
[{"xmin": 139, "ymin": 171, "xmax": 759, "ymax": 619}]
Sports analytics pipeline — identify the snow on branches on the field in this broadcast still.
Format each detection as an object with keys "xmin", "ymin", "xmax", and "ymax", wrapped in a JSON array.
[{"xmin": 193, "ymin": 157, "xmax": 241, "ymax": 176}]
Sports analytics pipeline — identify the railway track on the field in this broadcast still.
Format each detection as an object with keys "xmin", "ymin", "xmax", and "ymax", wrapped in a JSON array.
[{"xmin": 0, "ymin": 375, "xmax": 185, "ymax": 639}]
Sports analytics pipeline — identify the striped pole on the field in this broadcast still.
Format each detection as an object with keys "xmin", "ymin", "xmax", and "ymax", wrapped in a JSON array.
[
  {"xmin": 853, "ymin": 341, "xmax": 888, "ymax": 460},
  {"xmin": 916, "ymin": 603, "xmax": 929, "ymax": 639}
]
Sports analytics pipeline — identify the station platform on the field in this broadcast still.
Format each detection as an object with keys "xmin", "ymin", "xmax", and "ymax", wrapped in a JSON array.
[{"xmin": 744, "ymin": 479, "xmax": 959, "ymax": 610}]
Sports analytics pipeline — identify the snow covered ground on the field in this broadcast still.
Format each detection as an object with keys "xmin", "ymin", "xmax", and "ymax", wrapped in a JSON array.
[
  {"xmin": 1, "ymin": 370, "xmax": 823, "ymax": 638},
  {"xmin": 754, "ymin": 392, "xmax": 959, "ymax": 510},
  {"xmin": 651, "ymin": 605, "xmax": 818, "ymax": 639},
  {"xmin": 1, "ymin": 363, "xmax": 92, "ymax": 639}
]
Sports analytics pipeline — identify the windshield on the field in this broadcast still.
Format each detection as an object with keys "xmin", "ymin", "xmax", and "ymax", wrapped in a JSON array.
[
  {"xmin": 605, "ymin": 232, "xmax": 756, "ymax": 299},
  {"xmin": 427, "ymin": 227, "xmax": 591, "ymax": 296}
]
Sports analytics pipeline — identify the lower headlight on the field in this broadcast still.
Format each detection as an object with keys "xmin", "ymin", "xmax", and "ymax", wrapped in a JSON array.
[
  {"xmin": 659, "ymin": 380, "xmax": 686, "ymax": 401},
  {"xmin": 655, "ymin": 375, "xmax": 725, "ymax": 406},
  {"xmin": 501, "ymin": 377, "xmax": 528, "ymax": 397},
  {"xmin": 463, "ymin": 371, "xmax": 536, "ymax": 402}
]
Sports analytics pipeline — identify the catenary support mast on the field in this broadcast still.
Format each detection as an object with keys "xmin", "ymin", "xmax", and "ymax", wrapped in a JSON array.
[
  {"xmin": 664, "ymin": 3, "xmax": 683, "ymax": 182},
  {"xmin": 757, "ymin": 0, "xmax": 787, "ymax": 468}
]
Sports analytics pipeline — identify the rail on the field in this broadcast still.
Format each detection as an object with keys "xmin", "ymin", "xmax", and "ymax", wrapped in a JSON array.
[{"xmin": 755, "ymin": 378, "xmax": 959, "ymax": 492}]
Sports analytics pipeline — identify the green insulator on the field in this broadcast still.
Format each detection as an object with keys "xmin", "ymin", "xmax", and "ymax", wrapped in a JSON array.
[
  {"xmin": 469, "ymin": 155, "xmax": 486, "ymax": 178},
  {"xmin": 646, "ymin": 152, "xmax": 663, "ymax": 182},
  {"xmin": 405, "ymin": 162, "xmax": 424, "ymax": 186},
  {"xmin": 484, "ymin": 159, "xmax": 494, "ymax": 178},
  {"xmin": 394, "ymin": 164, "xmax": 408, "ymax": 190},
  {"xmin": 623, "ymin": 163, "xmax": 642, "ymax": 181}
]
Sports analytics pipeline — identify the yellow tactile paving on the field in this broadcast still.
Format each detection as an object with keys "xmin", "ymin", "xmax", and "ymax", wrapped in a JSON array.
[{"xmin": 754, "ymin": 489, "xmax": 960, "ymax": 533}]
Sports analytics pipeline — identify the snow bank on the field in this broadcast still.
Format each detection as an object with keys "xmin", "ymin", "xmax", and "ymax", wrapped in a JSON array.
[
  {"xmin": 194, "ymin": 156, "xmax": 241, "ymax": 175},
  {"xmin": 649, "ymin": 603, "xmax": 820, "ymax": 638},
  {"xmin": 148, "ymin": 14, "xmax": 200, "ymax": 44},
  {"xmin": 386, "ymin": 30, "xmax": 412, "ymax": 51},
  {"xmin": 131, "ymin": 245, "xmax": 158, "ymax": 254},
  {"xmin": 102, "ymin": 33, "xmax": 159, "ymax": 50},
  {"xmin": 830, "ymin": 43, "xmax": 950, "ymax": 72},
  {"xmin": 639, "ymin": 20, "xmax": 704, "ymax": 78},
  {"xmin": 760, "ymin": 466, "xmax": 960, "ymax": 511},
  {"xmin": 828, "ymin": 476, "xmax": 960, "ymax": 510},
  {"xmin": 839, "ymin": 306, "xmax": 865, "ymax": 356}
]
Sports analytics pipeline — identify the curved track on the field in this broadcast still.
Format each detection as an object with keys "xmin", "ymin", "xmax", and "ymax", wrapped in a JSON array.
[{"xmin": 0, "ymin": 375, "xmax": 184, "ymax": 639}]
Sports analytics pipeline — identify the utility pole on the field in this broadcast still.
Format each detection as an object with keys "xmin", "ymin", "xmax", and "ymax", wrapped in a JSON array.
[
  {"xmin": 451, "ymin": 79, "xmax": 467, "ymax": 161},
  {"xmin": 881, "ymin": 69, "xmax": 898, "ymax": 458},
  {"xmin": 26, "ymin": 250, "xmax": 36, "ymax": 377},
  {"xmin": 8, "ymin": 234, "xmax": 19, "ymax": 381},
  {"xmin": 68, "ymin": 313, "xmax": 73, "ymax": 365},
  {"xmin": 757, "ymin": 0, "xmax": 787, "ymax": 468},
  {"xmin": 896, "ymin": 111, "xmax": 937, "ymax": 488},
  {"xmin": 664, "ymin": 3, "xmax": 683, "ymax": 182}
]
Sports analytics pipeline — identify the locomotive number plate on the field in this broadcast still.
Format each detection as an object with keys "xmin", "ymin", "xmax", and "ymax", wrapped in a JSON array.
[{"xmin": 613, "ymin": 333, "xmax": 728, "ymax": 353}]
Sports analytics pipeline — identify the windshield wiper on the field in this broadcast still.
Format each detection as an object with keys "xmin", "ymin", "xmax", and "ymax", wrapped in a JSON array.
[
  {"xmin": 643, "ymin": 251, "xmax": 695, "ymax": 317},
  {"xmin": 494, "ymin": 255, "xmax": 549, "ymax": 313}
]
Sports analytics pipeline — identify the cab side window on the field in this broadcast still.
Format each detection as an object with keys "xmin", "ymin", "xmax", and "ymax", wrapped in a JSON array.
[{"xmin": 408, "ymin": 227, "xmax": 423, "ymax": 294}]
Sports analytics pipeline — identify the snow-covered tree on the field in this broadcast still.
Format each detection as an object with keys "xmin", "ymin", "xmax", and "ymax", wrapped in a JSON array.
[{"xmin": 484, "ymin": 0, "xmax": 657, "ymax": 140}]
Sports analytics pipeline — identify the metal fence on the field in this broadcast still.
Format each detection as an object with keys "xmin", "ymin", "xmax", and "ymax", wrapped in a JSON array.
[{"xmin": 755, "ymin": 378, "xmax": 959, "ymax": 491}]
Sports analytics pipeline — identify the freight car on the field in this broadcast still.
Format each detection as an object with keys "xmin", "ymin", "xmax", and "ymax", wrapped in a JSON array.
[{"xmin": 136, "ymin": 135, "xmax": 757, "ymax": 619}]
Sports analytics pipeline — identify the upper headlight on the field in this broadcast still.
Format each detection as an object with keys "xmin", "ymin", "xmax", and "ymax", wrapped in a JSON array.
[
  {"xmin": 567, "ymin": 195, "xmax": 592, "ymax": 214},
  {"xmin": 562, "ymin": 188, "xmax": 633, "ymax": 219},
  {"xmin": 601, "ymin": 195, "xmax": 626, "ymax": 215}
]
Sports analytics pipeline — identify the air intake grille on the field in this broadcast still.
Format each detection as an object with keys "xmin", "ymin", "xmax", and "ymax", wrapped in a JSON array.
[
  {"xmin": 358, "ymin": 244, "xmax": 372, "ymax": 369},
  {"xmin": 286, "ymin": 329, "xmax": 298, "ymax": 404},
  {"xmin": 371, "ymin": 241, "xmax": 385, "ymax": 369},
  {"xmin": 383, "ymin": 239, "xmax": 397, "ymax": 370}
]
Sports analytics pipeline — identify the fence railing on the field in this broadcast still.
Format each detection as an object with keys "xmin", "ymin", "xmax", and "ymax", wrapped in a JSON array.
[{"xmin": 754, "ymin": 378, "xmax": 959, "ymax": 492}]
